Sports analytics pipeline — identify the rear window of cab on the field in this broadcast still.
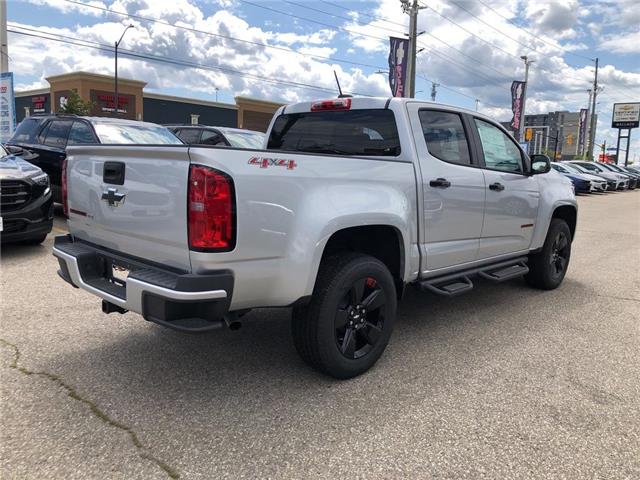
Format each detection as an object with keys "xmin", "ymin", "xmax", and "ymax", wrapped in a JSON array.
[{"xmin": 267, "ymin": 109, "xmax": 401, "ymax": 157}]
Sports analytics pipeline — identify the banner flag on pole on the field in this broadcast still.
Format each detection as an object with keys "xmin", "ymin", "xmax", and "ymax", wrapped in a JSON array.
[
  {"xmin": 510, "ymin": 81, "xmax": 525, "ymax": 133},
  {"xmin": 388, "ymin": 37, "xmax": 409, "ymax": 97}
]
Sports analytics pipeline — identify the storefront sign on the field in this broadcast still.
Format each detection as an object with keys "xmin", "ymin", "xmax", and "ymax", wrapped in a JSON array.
[{"xmin": 90, "ymin": 89, "xmax": 136, "ymax": 119}]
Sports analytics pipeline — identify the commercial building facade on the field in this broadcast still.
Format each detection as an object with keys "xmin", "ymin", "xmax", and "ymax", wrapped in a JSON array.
[
  {"xmin": 15, "ymin": 71, "xmax": 283, "ymax": 132},
  {"xmin": 502, "ymin": 110, "xmax": 595, "ymax": 160}
]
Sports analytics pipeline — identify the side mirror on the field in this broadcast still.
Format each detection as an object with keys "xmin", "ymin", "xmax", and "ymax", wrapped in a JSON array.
[{"xmin": 530, "ymin": 154, "xmax": 551, "ymax": 175}]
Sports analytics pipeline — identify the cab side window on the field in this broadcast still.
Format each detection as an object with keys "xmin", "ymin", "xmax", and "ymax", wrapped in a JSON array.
[
  {"xmin": 474, "ymin": 119, "xmax": 523, "ymax": 174},
  {"xmin": 419, "ymin": 110, "xmax": 471, "ymax": 165},
  {"xmin": 67, "ymin": 121, "xmax": 97, "ymax": 145}
]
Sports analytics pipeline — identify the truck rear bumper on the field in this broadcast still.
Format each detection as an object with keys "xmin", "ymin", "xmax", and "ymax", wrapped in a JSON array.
[{"xmin": 53, "ymin": 235, "xmax": 234, "ymax": 332}]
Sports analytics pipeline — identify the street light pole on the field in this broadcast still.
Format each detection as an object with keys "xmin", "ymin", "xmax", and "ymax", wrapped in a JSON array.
[
  {"xmin": 518, "ymin": 55, "xmax": 534, "ymax": 142},
  {"xmin": 114, "ymin": 24, "xmax": 134, "ymax": 116}
]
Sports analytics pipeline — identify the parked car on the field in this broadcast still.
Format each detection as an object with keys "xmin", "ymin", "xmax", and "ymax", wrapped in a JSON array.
[
  {"xmin": 53, "ymin": 97, "xmax": 577, "ymax": 379},
  {"xmin": 1, "ymin": 144, "xmax": 53, "ymax": 244},
  {"xmin": 168, "ymin": 125, "xmax": 265, "ymax": 149},
  {"xmin": 550, "ymin": 162, "xmax": 606, "ymax": 193},
  {"xmin": 565, "ymin": 162, "xmax": 617, "ymax": 191},
  {"xmin": 567, "ymin": 161, "xmax": 628, "ymax": 190},
  {"xmin": 7, "ymin": 115, "xmax": 182, "ymax": 202},
  {"xmin": 598, "ymin": 162, "xmax": 640, "ymax": 189},
  {"xmin": 626, "ymin": 165, "xmax": 640, "ymax": 174}
]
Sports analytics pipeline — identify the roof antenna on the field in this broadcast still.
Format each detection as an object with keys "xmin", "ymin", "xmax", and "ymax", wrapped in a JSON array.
[{"xmin": 333, "ymin": 70, "xmax": 352, "ymax": 98}]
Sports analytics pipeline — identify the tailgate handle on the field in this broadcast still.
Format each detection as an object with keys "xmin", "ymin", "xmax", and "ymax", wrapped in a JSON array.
[{"xmin": 103, "ymin": 161, "xmax": 125, "ymax": 185}]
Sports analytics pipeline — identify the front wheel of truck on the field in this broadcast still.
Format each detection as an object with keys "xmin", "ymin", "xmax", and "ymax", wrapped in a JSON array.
[
  {"xmin": 525, "ymin": 218, "xmax": 572, "ymax": 290},
  {"xmin": 291, "ymin": 253, "xmax": 397, "ymax": 379}
]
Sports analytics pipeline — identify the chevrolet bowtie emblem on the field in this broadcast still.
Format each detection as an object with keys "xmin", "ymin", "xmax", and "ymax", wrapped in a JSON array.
[{"xmin": 101, "ymin": 187, "xmax": 126, "ymax": 206}]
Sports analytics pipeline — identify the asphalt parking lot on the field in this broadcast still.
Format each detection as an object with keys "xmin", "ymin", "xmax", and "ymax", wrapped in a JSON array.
[{"xmin": 1, "ymin": 192, "xmax": 639, "ymax": 479}]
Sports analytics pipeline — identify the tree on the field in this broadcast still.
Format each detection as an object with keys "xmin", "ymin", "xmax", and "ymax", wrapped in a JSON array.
[{"xmin": 58, "ymin": 90, "xmax": 94, "ymax": 115}]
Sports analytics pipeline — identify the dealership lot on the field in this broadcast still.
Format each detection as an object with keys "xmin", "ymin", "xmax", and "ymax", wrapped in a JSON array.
[{"xmin": 1, "ymin": 192, "xmax": 638, "ymax": 479}]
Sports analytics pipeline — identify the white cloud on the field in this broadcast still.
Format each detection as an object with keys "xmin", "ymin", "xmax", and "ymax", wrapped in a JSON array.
[{"xmin": 600, "ymin": 31, "xmax": 640, "ymax": 55}]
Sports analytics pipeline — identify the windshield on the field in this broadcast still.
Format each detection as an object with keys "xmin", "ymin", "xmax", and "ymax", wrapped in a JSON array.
[
  {"xmin": 577, "ymin": 162, "xmax": 601, "ymax": 172},
  {"xmin": 561, "ymin": 163, "xmax": 583, "ymax": 174},
  {"xmin": 268, "ymin": 109, "xmax": 401, "ymax": 157},
  {"xmin": 93, "ymin": 122, "xmax": 183, "ymax": 144},
  {"xmin": 222, "ymin": 131, "xmax": 265, "ymax": 149},
  {"xmin": 10, "ymin": 117, "xmax": 45, "ymax": 144}
]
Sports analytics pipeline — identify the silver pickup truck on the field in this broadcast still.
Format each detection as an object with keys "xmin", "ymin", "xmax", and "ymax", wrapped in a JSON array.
[{"xmin": 54, "ymin": 97, "xmax": 577, "ymax": 379}]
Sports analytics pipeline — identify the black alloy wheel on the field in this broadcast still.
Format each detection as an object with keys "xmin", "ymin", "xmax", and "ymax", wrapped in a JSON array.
[
  {"xmin": 549, "ymin": 231, "xmax": 570, "ymax": 280},
  {"xmin": 291, "ymin": 252, "xmax": 397, "ymax": 379},
  {"xmin": 335, "ymin": 276, "xmax": 386, "ymax": 360}
]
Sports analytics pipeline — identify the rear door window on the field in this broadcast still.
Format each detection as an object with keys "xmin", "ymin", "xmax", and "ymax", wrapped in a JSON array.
[
  {"xmin": 419, "ymin": 110, "xmax": 471, "ymax": 165},
  {"xmin": 175, "ymin": 128, "xmax": 202, "ymax": 144},
  {"xmin": 67, "ymin": 121, "xmax": 98, "ymax": 145},
  {"xmin": 43, "ymin": 120, "xmax": 73, "ymax": 148},
  {"xmin": 267, "ymin": 109, "xmax": 401, "ymax": 156}
]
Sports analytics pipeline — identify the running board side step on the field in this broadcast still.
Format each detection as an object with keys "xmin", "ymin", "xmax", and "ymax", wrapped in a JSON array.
[{"xmin": 418, "ymin": 257, "xmax": 528, "ymax": 297}]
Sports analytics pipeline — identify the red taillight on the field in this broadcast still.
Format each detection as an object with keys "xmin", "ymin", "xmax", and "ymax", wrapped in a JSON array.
[
  {"xmin": 310, "ymin": 98, "xmax": 352, "ymax": 111},
  {"xmin": 188, "ymin": 165, "xmax": 235, "ymax": 251},
  {"xmin": 61, "ymin": 158, "xmax": 69, "ymax": 218}
]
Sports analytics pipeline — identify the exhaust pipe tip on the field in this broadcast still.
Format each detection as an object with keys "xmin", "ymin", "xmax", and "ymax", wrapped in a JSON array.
[{"xmin": 224, "ymin": 313, "xmax": 242, "ymax": 330}]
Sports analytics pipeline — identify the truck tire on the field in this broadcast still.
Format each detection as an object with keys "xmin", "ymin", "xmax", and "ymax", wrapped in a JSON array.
[
  {"xmin": 291, "ymin": 253, "xmax": 397, "ymax": 379},
  {"xmin": 525, "ymin": 218, "xmax": 571, "ymax": 290}
]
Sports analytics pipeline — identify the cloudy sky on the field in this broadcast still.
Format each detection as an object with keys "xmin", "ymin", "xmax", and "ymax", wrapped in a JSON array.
[{"xmin": 7, "ymin": 0, "xmax": 640, "ymax": 160}]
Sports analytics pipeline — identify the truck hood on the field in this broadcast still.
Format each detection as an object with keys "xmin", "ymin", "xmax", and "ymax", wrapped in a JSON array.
[{"xmin": 0, "ymin": 153, "xmax": 44, "ymax": 181}]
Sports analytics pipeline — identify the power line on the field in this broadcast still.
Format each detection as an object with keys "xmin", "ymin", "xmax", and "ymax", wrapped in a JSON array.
[
  {"xmin": 35, "ymin": 1, "xmax": 510, "ymax": 110},
  {"xmin": 289, "ymin": 0, "xmax": 515, "ymax": 81},
  {"xmin": 262, "ymin": 0, "xmax": 514, "ymax": 85},
  {"xmin": 418, "ymin": 1, "xmax": 592, "ymax": 87},
  {"xmin": 61, "ymin": 0, "xmax": 388, "ymax": 73},
  {"xmin": 319, "ymin": 0, "xmax": 407, "ymax": 28},
  {"xmin": 239, "ymin": 0, "xmax": 390, "ymax": 42},
  {"xmin": 8, "ymin": 27, "xmax": 374, "ymax": 96},
  {"xmin": 474, "ymin": 0, "xmax": 593, "ymax": 61}
]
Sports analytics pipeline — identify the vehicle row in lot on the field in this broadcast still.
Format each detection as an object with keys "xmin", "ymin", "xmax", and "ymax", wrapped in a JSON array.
[
  {"xmin": 6, "ymin": 114, "xmax": 264, "ymax": 203},
  {"xmin": 550, "ymin": 160, "xmax": 640, "ymax": 193}
]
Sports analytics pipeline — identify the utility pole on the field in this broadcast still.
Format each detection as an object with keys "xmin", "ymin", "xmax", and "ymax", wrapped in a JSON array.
[
  {"xmin": 114, "ymin": 24, "xmax": 133, "ymax": 116},
  {"xmin": 401, "ymin": 0, "xmax": 426, "ymax": 98},
  {"xmin": 587, "ymin": 57, "xmax": 599, "ymax": 160},
  {"xmin": 584, "ymin": 89, "xmax": 593, "ymax": 157},
  {"xmin": 0, "ymin": 0, "xmax": 8, "ymax": 72},
  {"xmin": 430, "ymin": 82, "xmax": 439, "ymax": 102},
  {"xmin": 475, "ymin": 99, "xmax": 480, "ymax": 111},
  {"xmin": 518, "ymin": 55, "xmax": 534, "ymax": 142}
]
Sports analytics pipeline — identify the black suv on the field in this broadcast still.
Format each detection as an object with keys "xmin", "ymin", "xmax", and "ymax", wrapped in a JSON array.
[
  {"xmin": 1, "ymin": 145, "xmax": 53, "ymax": 244},
  {"xmin": 7, "ymin": 115, "xmax": 181, "ymax": 202}
]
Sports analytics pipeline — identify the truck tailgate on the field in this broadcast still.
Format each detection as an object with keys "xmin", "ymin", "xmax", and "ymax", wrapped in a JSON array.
[{"xmin": 65, "ymin": 146, "xmax": 192, "ymax": 271}]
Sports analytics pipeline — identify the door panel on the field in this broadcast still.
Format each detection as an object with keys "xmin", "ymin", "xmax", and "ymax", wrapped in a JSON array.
[
  {"xmin": 471, "ymin": 118, "xmax": 539, "ymax": 258},
  {"xmin": 408, "ymin": 104, "xmax": 485, "ymax": 272}
]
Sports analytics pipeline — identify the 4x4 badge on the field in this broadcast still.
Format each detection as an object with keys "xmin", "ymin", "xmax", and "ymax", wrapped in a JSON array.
[
  {"xmin": 248, "ymin": 156, "xmax": 297, "ymax": 170},
  {"xmin": 101, "ymin": 187, "xmax": 126, "ymax": 206}
]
